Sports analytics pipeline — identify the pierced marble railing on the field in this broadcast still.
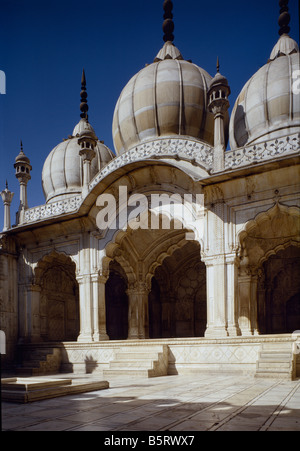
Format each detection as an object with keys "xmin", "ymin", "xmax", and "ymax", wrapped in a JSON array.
[
  {"xmin": 21, "ymin": 134, "xmax": 299, "ymax": 225},
  {"xmin": 224, "ymin": 133, "xmax": 300, "ymax": 170},
  {"xmin": 23, "ymin": 196, "xmax": 82, "ymax": 223}
]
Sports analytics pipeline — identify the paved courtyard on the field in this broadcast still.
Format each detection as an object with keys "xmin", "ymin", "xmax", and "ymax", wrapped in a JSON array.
[{"xmin": 1, "ymin": 373, "xmax": 300, "ymax": 431}]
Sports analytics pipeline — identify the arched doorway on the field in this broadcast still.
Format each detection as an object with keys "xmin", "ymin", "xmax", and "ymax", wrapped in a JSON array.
[
  {"xmin": 238, "ymin": 204, "xmax": 300, "ymax": 335},
  {"xmin": 103, "ymin": 208, "xmax": 207, "ymax": 340},
  {"xmin": 148, "ymin": 242, "xmax": 207, "ymax": 338},
  {"xmin": 36, "ymin": 252, "xmax": 79, "ymax": 341},
  {"xmin": 259, "ymin": 246, "xmax": 300, "ymax": 334},
  {"xmin": 105, "ymin": 260, "xmax": 129, "ymax": 340}
]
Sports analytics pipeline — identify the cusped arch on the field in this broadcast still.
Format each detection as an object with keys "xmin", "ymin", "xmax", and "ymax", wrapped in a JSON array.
[
  {"xmin": 238, "ymin": 203, "xmax": 300, "ymax": 267},
  {"xmin": 34, "ymin": 250, "xmax": 77, "ymax": 286},
  {"xmin": 100, "ymin": 211, "xmax": 203, "ymax": 292},
  {"xmin": 260, "ymin": 241, "xmax": 300, "ymax": 267},
  {"xmin": 104, "ymin": 239, "xmax": 137, "ymax": 287}
]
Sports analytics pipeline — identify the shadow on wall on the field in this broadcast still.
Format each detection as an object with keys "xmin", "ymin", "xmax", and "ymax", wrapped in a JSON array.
[
  {"xmin": 232, "ymin": 104, "xmax": 248, "ymax": 148},
  {"xmin": 85, "ymin": 355, "xmax": 98, "ymax": 374}
]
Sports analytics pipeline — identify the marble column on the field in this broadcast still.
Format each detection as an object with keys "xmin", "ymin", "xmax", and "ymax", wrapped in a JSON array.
[
  {"xmin": 250, "ymin": 272, "xmax": 260, "ymax": 335},
  {"xmin": 77, "ymin": 275, "xmax": 94, "ymax": 342},
  {"xmin": 204, "ymin": 255, "xmax": 229, "ymax": 338},
  {"xmin": 91, "ymin": 274, "xmax": 109, "ymax": 341},
  {"xmin": 226, "ymin": 254, "xmax": 241, "ymax": 337},
  {"xmin": 238, "ymin": 270, "xmax": 253, "ymax": 335},
  {"xmin": 127, "ymin": 283, "xmax": 150, "ymax": 339},
  {"xmin": 24, "ymin": 284, "xmax": 41, "ymax": 343},
  {"xmin": 127, "ymin": 286, "xmax": 139, "ymax": 339}
]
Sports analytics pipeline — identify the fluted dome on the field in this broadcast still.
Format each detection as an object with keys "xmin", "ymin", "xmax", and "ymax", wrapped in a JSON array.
[
  {"xmin": 229, "ymin": 36, "xmax": 300, "ymax": 150},
  {"xmin": 112, "ymin": 42, "xmax": 215, "ymax": 155},
  {"xmin": 42, "ymin": 119, "xmax": 114, "ymax": 203}
]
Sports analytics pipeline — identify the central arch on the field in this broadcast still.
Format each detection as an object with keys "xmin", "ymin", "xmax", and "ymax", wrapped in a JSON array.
[{"xmin": 104, "ymin": 211, "xmax": 206, "ymax": 340}]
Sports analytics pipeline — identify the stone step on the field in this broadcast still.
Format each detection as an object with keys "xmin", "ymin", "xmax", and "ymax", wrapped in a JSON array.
[
  {"xmin": 255, "ymin": 371, "xmax": 292, "ymax": 379},
  {"xmin": 103, "ymin": 368, "xmax": 151, "ymax": 378},
  {"xmin": 255, "ymin": 341, "xmax": 295, "ymax": 380},
  {"xmin": 23, "ymin": 348, "xmax": 58, "ymax": 357},
  {"xmin": 15, "ymin": 367, "xmax": 35, "ymax": 376},
  {"xmin": 16, "ymin": 367, "xmax": 49, "ymax": 376},
  {"xmin": 104, "ymin": 345, "xmax": 168, "ymax": 379},
  {"xmin": 18, "ymin": 347, "xmax": 62, "ymax": 376},
  {"xmin": 21, "ymin": 360, "xmax": 43, "ymax": 368},
  {"xmin": 115, "ymin": 352, "xmax": 162, "ymax": 360},
  {"xmin": 109, "ymin": 360, "xmax": 156, "ymax": 369},
  {"xmin": 261, "ymin": 343, "xmax": 293, "ymax": 351},
  {"xmin": 257, "ymin": 361, "xmax": 291, "ymax": 370},
  {"xmin": 259, "ymin": 352, "xmax": 293, "ymax": 360}
]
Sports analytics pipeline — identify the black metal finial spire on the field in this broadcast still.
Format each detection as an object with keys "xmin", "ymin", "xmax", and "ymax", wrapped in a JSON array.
[
  {"xmin": 278, "ymin": 0, "xmax": 291, "ymax": 36},
  {"xmin": 5, "ymin": 180, "xmax": 8, "ymax": 190},
  {"xmin": 216, "ymin": 56, "xmax": 220, "ymax": 73},
  {"xmin": 163, "ymin": 0, "xmax": 174, "ymax": 43},
  {"xmin": 20, "ymin": 140, "xmax": 23, "ymax": 152},
  {"xmin": 80, "ymin": 69, "xmax": 89, "ymax": 120}
]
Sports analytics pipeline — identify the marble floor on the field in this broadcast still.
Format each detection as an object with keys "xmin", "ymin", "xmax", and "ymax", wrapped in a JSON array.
[{"xmin": 1, "ymin": 373, "xmax": 300, "ymax": 431}]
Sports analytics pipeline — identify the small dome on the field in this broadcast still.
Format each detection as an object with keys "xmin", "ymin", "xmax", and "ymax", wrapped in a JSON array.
[
  {"xmin": 72, "ymin": 118, "xmax": 96, "ymax": 137},
  {"xmin": 229, "ymin": 47, "xmax": 299, "ymax": 150},
  {"xmin": 209, "ymin": 71, "xmax": 229, "ymax": 90},
  {"xmin": 42, "ymin": 119, "xmax": 114, "ymax": 203},
  {"xmin": 15, "ymin": 150, "xmax": 31, "ymax": 165},
  {"xmin": 112, "ymin": 42, "xmax": 215, "ymax": 155}
]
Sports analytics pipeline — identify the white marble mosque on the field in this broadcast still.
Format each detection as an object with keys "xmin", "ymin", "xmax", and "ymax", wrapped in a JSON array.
[{"xmin": 0, "ymin": 0, "xmax": 299, "ymax": 380}]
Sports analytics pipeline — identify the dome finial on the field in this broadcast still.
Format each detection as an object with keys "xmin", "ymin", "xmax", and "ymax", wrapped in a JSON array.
[
  {"xmin": 278, "ymin": 0, "xmax": 290, "ymax": 36},
  {"xmin": 163, "ymin": 0, "xmax": 174, "ymax": 43},
  {"xmin": 80, "ymin": 68, "xmax": 89, "ymax": 120},
  {"xmin": 216, "ymin": 56, "xmax": 220, "ymax": 73}
]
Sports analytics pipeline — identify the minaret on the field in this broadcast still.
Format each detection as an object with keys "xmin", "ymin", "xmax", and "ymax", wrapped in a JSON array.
[
  {"xmin": 207, "ymin": 58, "xmax": 231, "ymax": 172},
  {"xmin": 14, "ymin": 141, "xmax": 32, "ymax": 220},
  {"xmin": 0, "ymin": 181, "xmax": 14, "ymax": 231},
  {"xmin": 77, "ymin": 70, "xmax": 97, "ymax": 197}
]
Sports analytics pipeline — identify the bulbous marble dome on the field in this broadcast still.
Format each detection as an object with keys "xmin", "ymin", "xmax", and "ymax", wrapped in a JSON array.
[
  {"xmin": 42, "ymin": 119, "xmax": 114, "ymax": 203},
  {"xmin": 112, "ymin": 42, "xmax": 216, "ymax": 155},
  {"xmin": 229, "ymin": 36, "xmax": 299, "ymax": 150}
]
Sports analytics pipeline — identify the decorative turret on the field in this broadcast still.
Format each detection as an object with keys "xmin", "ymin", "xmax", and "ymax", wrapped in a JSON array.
[
  {"xmin": 0, "ymin": 181, "xmax": 14, "ymax": 231},
  {"xmin": 14, "ymin": 141, "xmax": 32, "ymax": 217},
  {"xmin": 208, "ymin": 58, "xmax": 231, "ymax": 171},
  {"xmin": 77, "ymin": 70, "xmax": 97, "ymax": 197}
]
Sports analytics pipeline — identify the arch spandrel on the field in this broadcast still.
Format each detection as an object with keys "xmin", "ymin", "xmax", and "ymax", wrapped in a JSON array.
[{"xmin": 85, "ymin": 161, "xmax": 205, "ymax": 223}]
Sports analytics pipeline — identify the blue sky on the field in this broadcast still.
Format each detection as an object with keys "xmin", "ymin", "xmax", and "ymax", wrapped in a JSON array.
[{"xmin": 0, "ymin": 0, "xmax": 299, "ymax": 229}]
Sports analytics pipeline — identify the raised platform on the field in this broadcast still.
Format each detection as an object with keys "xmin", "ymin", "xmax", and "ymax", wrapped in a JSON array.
[
  {"xmin": 16, "ymin": 334, "xmax": 300, "ymax": 380},
  {"xmin": 1, "ymin": 377, "xmax": 109, "ymax": 403}
]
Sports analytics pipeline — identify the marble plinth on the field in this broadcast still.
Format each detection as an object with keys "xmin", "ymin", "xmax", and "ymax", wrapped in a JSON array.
[{"xmin": 1, "ymin": 377, "xmax": 109, "ymax": 403}]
